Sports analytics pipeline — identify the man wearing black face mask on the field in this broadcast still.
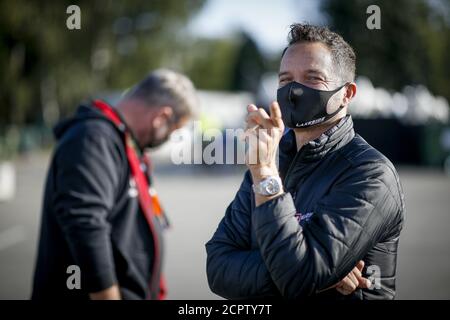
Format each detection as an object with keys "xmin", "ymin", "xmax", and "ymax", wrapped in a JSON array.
[
  {"xmin": 206, "ymin": 24, "xmax": 405, "ymax": 300},
  {"xmin": 32, "ymin": 69, "xmax": 198, "ymax": 300}
]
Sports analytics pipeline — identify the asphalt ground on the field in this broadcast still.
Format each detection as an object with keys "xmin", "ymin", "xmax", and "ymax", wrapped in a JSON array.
[{"xmin": 0, "ymin": 152, "xmax": 449, "ymax": 299}]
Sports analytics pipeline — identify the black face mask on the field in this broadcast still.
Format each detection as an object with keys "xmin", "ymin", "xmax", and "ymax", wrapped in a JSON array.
[{"xmin": 277, "ymin": 81, "xmax": 348, "ymax": 128}]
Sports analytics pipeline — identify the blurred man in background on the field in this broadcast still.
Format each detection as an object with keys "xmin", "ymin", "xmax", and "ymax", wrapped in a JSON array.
[
  {"xmin": 32, "ymin": 69, "xmax": 198, "ymax": 300},
  {"xmin": 206, "ymin": 24, "xmax": 405, "ymax": 300}
]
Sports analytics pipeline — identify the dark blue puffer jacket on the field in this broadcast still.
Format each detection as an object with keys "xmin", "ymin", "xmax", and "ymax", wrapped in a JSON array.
[{"xmin": 206, "ymin": 115, "xmax": 405, "ymax": 300}]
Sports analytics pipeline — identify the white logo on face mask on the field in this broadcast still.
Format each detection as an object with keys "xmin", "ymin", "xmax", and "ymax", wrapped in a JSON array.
[{"xmin": 296, "ymin": 117, "xmax": 325, "ymax": 127}]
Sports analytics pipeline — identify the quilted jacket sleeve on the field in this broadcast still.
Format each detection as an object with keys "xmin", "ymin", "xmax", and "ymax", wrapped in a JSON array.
[{"xmin": 206, "ymin": 171, "xmax": 279, "ymax": 299}]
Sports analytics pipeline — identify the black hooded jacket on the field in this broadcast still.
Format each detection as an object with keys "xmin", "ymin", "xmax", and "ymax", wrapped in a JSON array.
[
  {"xmin": 31, "ymin": 102, "xmax": 164, "ymax": 300},
  {"xmin": 206, "ymin": 115, "xmax": 405, "ymax": 300}
]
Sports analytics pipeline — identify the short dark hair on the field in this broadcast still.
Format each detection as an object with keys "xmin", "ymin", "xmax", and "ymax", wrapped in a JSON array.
[{"xmin": 284, "ymin": 23, "xmax": 356, "ymax": 83}]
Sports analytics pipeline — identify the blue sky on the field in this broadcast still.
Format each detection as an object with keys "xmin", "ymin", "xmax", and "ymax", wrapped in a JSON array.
[{"xmin": 188, "ymin": 0, "xmax": 324, "ymax": 55}]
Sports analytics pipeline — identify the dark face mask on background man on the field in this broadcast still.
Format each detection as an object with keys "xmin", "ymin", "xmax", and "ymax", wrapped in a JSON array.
[{"xmin": 277, "ymin": 81, "xmax": 348, "ymax": 128}]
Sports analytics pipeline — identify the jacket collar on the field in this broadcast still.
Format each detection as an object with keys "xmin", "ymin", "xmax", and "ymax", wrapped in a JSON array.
[{"xmin": 279, "ymin": 115, "xmax": 355, "ymax": 183}]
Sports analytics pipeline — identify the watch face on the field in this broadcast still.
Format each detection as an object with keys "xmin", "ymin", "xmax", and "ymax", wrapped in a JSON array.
[{"xmin": 264, "ymin": 178, "xmax": 280, "ymax": 195}]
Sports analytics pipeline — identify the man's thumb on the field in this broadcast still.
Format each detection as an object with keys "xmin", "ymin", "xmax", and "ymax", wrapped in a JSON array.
[{"xmin": 357, "ymin": 260, "xmax": 365, "ymax": 271}]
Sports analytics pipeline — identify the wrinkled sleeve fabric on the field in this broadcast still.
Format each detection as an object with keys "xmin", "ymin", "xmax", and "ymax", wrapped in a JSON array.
[
  {"xmin": 53, "ymin": 127, "xmax": 122, "ymax": 293},
  {"xmin": 252, "ymin": 163, "xmax": 400, "ymax": 299},
  {"xmin": 206, "ymin": 171, "xmax": 279, "ymax": 299}
]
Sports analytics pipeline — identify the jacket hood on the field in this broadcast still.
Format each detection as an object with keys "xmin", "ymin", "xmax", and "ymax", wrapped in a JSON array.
[{"xmin": 53, "ymin": 102, "xmax": 109, "ymax": 140}]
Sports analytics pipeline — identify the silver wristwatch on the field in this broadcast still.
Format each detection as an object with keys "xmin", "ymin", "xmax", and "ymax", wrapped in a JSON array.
[{"xmin": 252, "ymin": 176, "xmax": 282, "ymax": 196}]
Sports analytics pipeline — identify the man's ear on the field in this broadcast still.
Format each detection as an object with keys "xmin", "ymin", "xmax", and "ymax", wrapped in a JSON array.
[
  {"xmin": 342, "ymin": 82, "xmax": 357, "ymax": 106},
  {"xmin": 151, "ymin": 106, "xmax": 173, "ymax": 127}
]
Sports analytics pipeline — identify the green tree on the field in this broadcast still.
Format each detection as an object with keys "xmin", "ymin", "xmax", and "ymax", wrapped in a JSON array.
[
  {"xmin": 231, "ymin": 32, "xmax": 266, "ymax": 94},
  {"xmin": 183, "ymin": 37, "xmax": 240, "ymax": 91},
  {"xmin": 322, "ymin": 0, "xmax": 450, "ymax": 101},
  {"xmin": 0, "ymin": 0, "xmax": 205, "ymax": 127},
  {"xmin": 182, "ymin": 31, "xmax": 270, "ymax": 93}
]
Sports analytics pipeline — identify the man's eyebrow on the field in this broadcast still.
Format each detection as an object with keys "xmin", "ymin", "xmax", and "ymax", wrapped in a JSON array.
[
  {"xmin": 279, "ymin": 69, "xmax": 328, "ymax": 78},
  {"xmin": 305, "ymin": 69, "xmax": 327, "ymax": 78},
  {"xmin": 278, "ymin": 71, "xmax": 290, "ymax": 78}
]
